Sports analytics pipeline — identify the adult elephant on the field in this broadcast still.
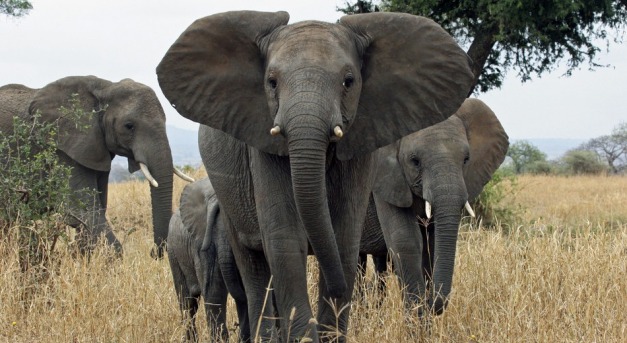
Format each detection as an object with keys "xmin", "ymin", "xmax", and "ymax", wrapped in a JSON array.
[
  {"xmin": 157, "ymin": 11, "xmax": 474, "ymax": 342},
  {"xmin": 0, "ymin": 76, "xmax": 193, "ymax": 254},
  {"xmin": 167, "ymin": 178, "xmax": 248, "ymax": 343},
  {"xmin": 362, "ymin": 98, "xmax": 509, "ymax": 315}
]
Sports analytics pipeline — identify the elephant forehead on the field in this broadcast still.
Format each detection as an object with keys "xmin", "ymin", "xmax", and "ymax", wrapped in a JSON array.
[{"xmin": 270, "ymin": 21, "xmax": 356, "ymax": 62}]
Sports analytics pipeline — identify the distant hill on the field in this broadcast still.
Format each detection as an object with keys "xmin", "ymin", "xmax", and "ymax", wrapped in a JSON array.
[{"xmin": 512, "ymin": 138, "xmax": 586, "ymax": 160}]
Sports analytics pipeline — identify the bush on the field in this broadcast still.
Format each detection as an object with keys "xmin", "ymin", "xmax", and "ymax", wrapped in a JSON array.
[
  {"xmin": 0, "ymin": 94, "xmax": 92, "ymax": 273},
  {"xmin": 560, "ymin": 149, "xmax": 607, "ymax": 175},
  {"xmin": 526, "ymin": 160, "xmax": 555, "ymax": 175},
  {"xmin": 471, "ymin": 167, "xmax": 521, "ymax": 228}
]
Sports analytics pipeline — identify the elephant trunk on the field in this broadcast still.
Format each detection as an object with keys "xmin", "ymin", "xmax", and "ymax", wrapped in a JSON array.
[
  {"xmin": 145, "ymin": 144, "xmax": 174, "ymax": 258},
  {"xmin": 287, "ymin": 118, "xmax": 347, "ymax": 298},
  {"xmin": 428, "ymin": 176, "xmax": 466, "ymax": 315}
]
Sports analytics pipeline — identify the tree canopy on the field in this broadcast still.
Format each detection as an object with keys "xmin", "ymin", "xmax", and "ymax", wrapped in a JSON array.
[
  {"xmin": 580, "ymin": 122, "xmax": 627, "ymax": 173},
  {"xmin": 506, "ymin": 140, "xmax": 548, "ymax": 174},
  {"xmin": 339, "ymin": 1, "xmax": 627, "ymax": 94},
  {"xmin": 0, "ymin": 0, "xmax": 32, "ymax": 17}
]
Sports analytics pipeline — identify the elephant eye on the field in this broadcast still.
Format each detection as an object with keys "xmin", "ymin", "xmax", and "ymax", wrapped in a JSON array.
[
  {"xmin": 343, "ymin": 74, "xmax": 354, "ymax": 89},
  {"xmin": 412, "ymin": 156, "xmax": 420, "ymax": 168},
  {"xmin": 124, "ymin": 122, "xmax": 134, "ymax": 131},
  {"xmin": 463, "ymin": 155, "xmax": 470, "ymax": 165},
  {"xmin": 268, "ymin": 77, "xmax": 277, "ymax": 90}
]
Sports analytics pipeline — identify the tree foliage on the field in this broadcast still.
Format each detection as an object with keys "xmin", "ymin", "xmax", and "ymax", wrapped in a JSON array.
[
  {"xmin": 560, "ymin": 149, "xmax": 607, "ymax": 175},
  {"xmin": 580, "ymin": 122, "xmax": 627, "ymax": 173},
  {"xmin": 506, "ymin": 140, "xmax": 548, "ymax": 174},
  {"xmin": 0, "ymin": 0, "xmax": 32, "ymax": 17},
  {"xmin": 0, "ymin": 94, "xmax": 94, "ymax": 273},
  {"xmin": 340, "ymin": 1, "xmax": 627, "ymax": 94},
  {"xmin": 337, "ymin": 0, "xmax": 380, "ymax": 14}
]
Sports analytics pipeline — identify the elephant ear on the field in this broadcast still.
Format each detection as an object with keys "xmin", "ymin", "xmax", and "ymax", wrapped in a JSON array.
[
  {"xmin": 371, "ymin": 142, "xmax": 413, "ymax": 208},
  {"xmin": 179, "ymin": 178, "xmax": 213, "ymax": 240},
  {"xmin": 456, "ymin": 98, "xmax": 509, "ymax": 201},
  {"xmin": 338, "ymin": 12, "xmax": 474, "ymax": 160},
  {"xmin": 157, "ymin": 11, "xmax": 290, "ymax": 155},
  {"xmin": 29, "ymin": 76, "xmax": 113, "ymax": 171}
]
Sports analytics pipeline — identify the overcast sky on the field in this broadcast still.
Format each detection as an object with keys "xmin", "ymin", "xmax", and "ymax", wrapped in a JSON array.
[{"xmin": 2, "ymin": 0, "xmax": 625, "ymax": 140}]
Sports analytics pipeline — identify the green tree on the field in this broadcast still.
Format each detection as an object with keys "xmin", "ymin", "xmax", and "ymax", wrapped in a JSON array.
[
  {"xmin": 580, "ymin": 122, "xmax": 627, "ymax": 174},
  {"xmin": 0, "ymin": 0, "xmax": 32, "ymax": 17},
  {"xmin": 506, "ymin": 140, "xmax": 548, "ymax": 174},
  {"xmin": 340, "ymin": 1, "xmax": 627, "ymax": 94},
  {"xmin": 337, "ymin": 0, "xmax": 379, "ymax": 14},
  {"xmin": 560, "ymin": 149, "xmax": 607, "ymax": 175}
]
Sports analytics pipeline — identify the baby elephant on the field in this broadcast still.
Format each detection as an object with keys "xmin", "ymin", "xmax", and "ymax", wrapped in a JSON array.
[
  {"xmin": 360, "ymin": 98, "xmax": 509, "ymax": 316},
  {"xmin": 167, "ymin": 178, "xmax": 249, "ymax": 342}
]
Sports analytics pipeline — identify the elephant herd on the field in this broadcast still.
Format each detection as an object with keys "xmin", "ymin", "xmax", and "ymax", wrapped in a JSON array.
[{"xmin": 0, "ymin": 10, "xmax": 509, "ymax": 343}]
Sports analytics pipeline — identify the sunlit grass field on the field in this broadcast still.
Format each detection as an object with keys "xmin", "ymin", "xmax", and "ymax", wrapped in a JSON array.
[{"xmin": 1, "ymin": 173, "xmax": 626, "ymax": 342}]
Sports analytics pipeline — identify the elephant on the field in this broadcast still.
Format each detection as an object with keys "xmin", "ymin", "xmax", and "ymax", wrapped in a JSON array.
[
  {"xmin": 157, "ymin": 10, "xmax": 474, "ymax": 342},
  {"xmin": 359, "ymin": 98, "xmax": 509, "ymax": 315},
  {"xmin": 0, "ymin": 76, "xmax": 193, "ymax": 254},
  {"xmin": 167, "ymin": 178, "xmax": 248, "ymax": 342}
]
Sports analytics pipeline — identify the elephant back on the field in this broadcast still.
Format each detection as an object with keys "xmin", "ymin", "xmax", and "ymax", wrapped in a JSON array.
[
  {"xmin": 179, "ymin": 178, "xmax": 215, "ymax": 239},
  {"xmin": 0, "ymin": 84, "xmax": 37, "ymax": 133}
]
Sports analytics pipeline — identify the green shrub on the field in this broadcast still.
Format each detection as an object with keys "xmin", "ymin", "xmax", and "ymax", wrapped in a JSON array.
[
  {"xmin": 526, "ymin": 160, "xmax": 555, "ymax": 175},
  {"xmin": 560, "ymin": 149, "xmax": 607, "ymax": 175},
  {"xmin": 0, "ymin": 94, "xmax": 93, "ymax": 273},
  {"xmin": 470, "ymin": 167, "xmax": 522, "ymax": 228}
]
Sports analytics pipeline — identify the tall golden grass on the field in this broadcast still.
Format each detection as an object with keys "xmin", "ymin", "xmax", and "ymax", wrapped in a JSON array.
[{"xmin": 1, "ymin": 173, "xmax": 625, "ymax": 342}]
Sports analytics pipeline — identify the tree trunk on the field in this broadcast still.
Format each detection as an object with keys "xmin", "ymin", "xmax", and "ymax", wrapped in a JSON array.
[{"xmin": 466, "ymin": 26, "xmax": 498, "ymax": 95}]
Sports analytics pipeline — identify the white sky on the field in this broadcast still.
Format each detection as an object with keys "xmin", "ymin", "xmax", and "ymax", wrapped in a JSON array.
[{"xmin": 2, "ymin": 0, "xmax": 625, "ymax": 140}]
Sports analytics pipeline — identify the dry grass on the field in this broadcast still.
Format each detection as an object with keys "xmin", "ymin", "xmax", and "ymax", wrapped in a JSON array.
[{"xmin": 1, "ymin": 173, "xmax": 626, "ymax": 342}]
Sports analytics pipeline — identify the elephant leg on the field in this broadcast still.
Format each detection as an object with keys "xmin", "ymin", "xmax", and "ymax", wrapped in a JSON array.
[
  {"xmin": 199, "ymin": 251, "xmax": 229, "ymax": 342},
  {"xmin": 96, "ymin": 169, "xmax": 121, "ymax": 251},
  {"xmin": 200, "ymin": 126, "xmax": 275, "ymax": 340},
  {"xmin": 203, "ymin": 275, "xmax": 228, "ymax": 342},
  {"xmin": 250, "ymin": 151, "xmax": 315, "ymax": 342},
  {"xmin": 222, "ymin": 213, "xmax": 276, "ymax": 342},
  {"xmin": 372, "ymin": 254, "xmax": 388, "ymax": 294},
  {"xmin": 59, "ymin": 151, "xmax": 121, "ymax": 253},
  {"xmin": 373, "ymin": 194, "xmax": 426, "ymax": 313},
  {"xmin": 217, "ymin": 222, "xmax": 250, "ymax": 342},
  {"xmin": 315, "ymin": 156, "xmax": 376, "ymax": 343},
  {"xmin": 355, "ymin": 253, "xmax": 368, "ymax": 300},
  {"xmin": 169, "ymin": 255, "xmax": 200, "ymax": 342}
]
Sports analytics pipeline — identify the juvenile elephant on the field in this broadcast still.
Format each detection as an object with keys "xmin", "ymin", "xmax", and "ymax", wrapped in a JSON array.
[
  {"xmin": 157, "ymin": 11, "xmax": 474, "ymax": 341},
  {"xmin": 362, "ymin": 98, "xmax": 509, "ymax": 315},
  {"xmin": 167, "ymin": 178, "xmax": 248, "ymax": 342},
  {"xmin": 0, "ymin": 76, "xmax": 193, "ymax": 254}
]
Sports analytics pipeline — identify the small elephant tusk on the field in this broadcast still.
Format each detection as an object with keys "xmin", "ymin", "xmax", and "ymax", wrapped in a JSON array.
[
  {"xmin": 465, "ymin": 201, "xmax": 476, "ymax": 218},
  {"xmin": 333, "ymin": 126, "xmax": 343, "ymax": 138},
  {"xmin": 140, "ymin": 163, "xmax": 159, "ymax": 188},
  {"xmin": 270, "ymin": 126, "xmax": 281, "ymax": 136},
  {"xmin": 174, "ymin": 168, "xmax": 195, "ymax": 182},
  {"xmin": 425, "ymin": 201, "xmax": 432, "ymax": 219}
]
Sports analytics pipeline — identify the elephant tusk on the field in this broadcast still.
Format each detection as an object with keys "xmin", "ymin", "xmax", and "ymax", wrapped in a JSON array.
[
  {"xmin": 333, "ymin": 126, "xmax": 343, "ymax": 138},
  {"xmin": 425, "ymin": 201, "xmax": 432, "ymax": 219},
  {"xmin": 174, "ymin": 168, "xmax": 195, "ymax": 182},
  {"xmin": 140, "ymin": 163, "xmax": 159, "ymax": 188},
  {"xmin": 270, "ymin": 126, "xmax": 281, "ymax": 136},
  {"xmin": 465, "ymin": 201, "xmax": 476, "ymax": 218}
]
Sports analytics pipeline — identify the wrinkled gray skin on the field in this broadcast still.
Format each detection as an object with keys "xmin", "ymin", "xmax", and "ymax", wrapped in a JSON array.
[
  {"xmin": 157, "ymin": 11, "xmax": 473, "ymax": 342},
  {"xmin": 359, "ymin": 98, "xmax": 509, "ymax": 315},
  {"xmin": 169, "ymin": 179, "xmax": 395, "ymax": 341},
  {"xmin": 167, "ymin": 178, "xmax": 249, "ymax": 342},
  {"xmin": 0, "ymin": 76, "xmax": 174, "ymax": 255}
]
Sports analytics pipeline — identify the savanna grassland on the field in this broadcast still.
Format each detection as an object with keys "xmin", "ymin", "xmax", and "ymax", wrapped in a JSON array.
[{"xmin": 1, "ymin": 172, "xmax": 626, "ymax": 342}]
